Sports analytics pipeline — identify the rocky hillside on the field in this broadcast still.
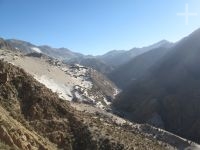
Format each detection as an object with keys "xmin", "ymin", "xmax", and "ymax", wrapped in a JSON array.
[
  {"xmin": 0, "ymin": 60, "xmax": 195, "ymax": 150},
  {"xmin": 112, "ymin": 28, "xmax": 200, "ymax": 144},
  {"xmin": 0, "ymin": 49, "xmax": 118, "ymax": 110},
  {"xmin": 66, "ymin": 57, "xmax": 114, "ymax": 74}
]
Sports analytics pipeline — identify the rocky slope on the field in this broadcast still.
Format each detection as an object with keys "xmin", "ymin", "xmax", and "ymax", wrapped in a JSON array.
[
  {"xmin": 0, "ymin": 60, "xmax": 195, "ymax": 150},
  {"xmin": 0, "ymin": 49, "xmax": 118, "ymax": 110},
  {"xmin": 1, "ymin": 39, "xmax": 200, "ymax": 149},
  {"xmin": 112, "ymin": 28, "xmax": 200, "ymax": 144},
  {"xmin": 66, "ymin": 57, "xmax": 114, "ymax": 74}
]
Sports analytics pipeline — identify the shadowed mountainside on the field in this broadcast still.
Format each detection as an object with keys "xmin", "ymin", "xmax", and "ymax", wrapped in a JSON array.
[
  {"xmin": 109, "ymin": 47, "xmax": 171, "ymax": 89},
  {"xmin": 112, "ymin": 28, "xmax": 200, "ymax": 144}
]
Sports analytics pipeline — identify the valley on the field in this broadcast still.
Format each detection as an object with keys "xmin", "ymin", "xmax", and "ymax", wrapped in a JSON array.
[{"xmin": 1, "ymin": 28, "xmax": 200, "ymax": 149}]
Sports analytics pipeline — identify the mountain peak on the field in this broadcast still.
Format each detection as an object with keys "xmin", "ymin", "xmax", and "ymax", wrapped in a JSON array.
[
  {"xmin": 143, "ymin": 40, "xmax": 173, "ymax": 50},
  {"xmin": 156, "ymin": 39, "xmax": 171, "ymax": 45}
]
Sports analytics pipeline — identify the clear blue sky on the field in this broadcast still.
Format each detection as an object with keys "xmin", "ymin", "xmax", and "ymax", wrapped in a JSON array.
[{"xmin": 1, "ymin": 0, "xmax": 200, "ymax": 55}]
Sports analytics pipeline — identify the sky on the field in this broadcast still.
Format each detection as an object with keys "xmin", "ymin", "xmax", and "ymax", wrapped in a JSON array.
[{"xmin": 0, "ymin": 0, "xmax": 200, "ymax": 55}]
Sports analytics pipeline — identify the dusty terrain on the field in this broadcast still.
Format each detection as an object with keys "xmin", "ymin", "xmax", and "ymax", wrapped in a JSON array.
[
  {"xmin": 0, "ymin": 48, "xmax": 200, "ymax": 149},
  {"xmin": 0, "ymin": 49, "xmax": 118, "ymax": 110},
  {"xmin": 0, "ymin": 59, "xmax": 176, "ymax": 150}
]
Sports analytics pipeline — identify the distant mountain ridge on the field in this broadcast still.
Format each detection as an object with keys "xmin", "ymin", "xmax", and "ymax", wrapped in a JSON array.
[
  {"xmin": 6, "ymin": 39, "xmax": 83, "ymax": 61},
  {"xmin": 4, "ymin": 38, "xmax": 173, "ymax": 74},
  {"xmin": 98, "ymin": 40, "xmax": 173, "ymax": 68},
  {"xmin": 109, "ymin": 46, "xmax": 172, "ymax": 89},
  {"xmin": 0, "ymin": 38, "xmax": 15, "ymax": 51}
]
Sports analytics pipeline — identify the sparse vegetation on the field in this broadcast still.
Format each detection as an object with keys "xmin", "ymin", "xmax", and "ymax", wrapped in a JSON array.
[
  {"xmin": 0, "ymin": 60, "xmax": 174, "ymax": 150},
  {"xmin": 0, "ymin": 140, "xmax": 11, "ymax": 150}
]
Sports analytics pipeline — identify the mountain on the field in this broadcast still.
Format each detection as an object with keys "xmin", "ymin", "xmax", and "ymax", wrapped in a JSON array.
[
  {"xmin": 98, "ymin": 40, "xmax": 173, "ymax": 69},
  {"xmin": 6, "ymin": 39, "xmax": 83, "ymax": 61},
  {"xmin": 2, "ymin": 33, "xmax": 200, "ymax": 149},
  {"xmin": 109, "ymin": 46, "xmax": 172, "ymax": 89},
  {"xmin": 6, "ymin": 38, "xmax": 173, "ymax": 75},
  {"xmin": 6, "ymin": 39, "xmax": 113, "ymax": 74},
  {"xmin": 0, "ymin": 38, "xmax": 15, "ymax": 51},
  {"xmin": 0, "ymin": 48, "xmax": 119, "ymax": 110},
  {"xmin": 66, "ymin": 57, "xmax": 114, "ymax": 74},
  {"xmin": 39, "ymin": 45, "xmax": 83, "ymax": 61},
  {"xmin": 97, "ymin": 50, "xmax": 127, "ymax": 68},
  {"xmin": 112, "ymin": 28, "xmax": 200, "ymax": 144},
  {"xmin": 1, "ymin": 59, "xmax": 197, "ymax": 149},
  {"xmin": 65, "ymin": 40, "xmax": 173, "ymax": 74},
  {"xmin": 6, "ymin": 39, "xmax": 38, "ymax": 53}
]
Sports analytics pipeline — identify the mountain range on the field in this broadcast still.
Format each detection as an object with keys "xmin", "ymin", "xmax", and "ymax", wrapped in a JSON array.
[
  {"xmin": 5, "ymin": 38, "xmax": 173, "ymax": 74},
  {"xmin": 1, "ymin": 28, "xmax": 200, "ymax": 149},
  {"xmin": 0, "ymin": 48, "xmax": 197, "ymax": 149},
  {"xmin": 108, "ymin": 46, "xmax": 172, "ymax": 89}
]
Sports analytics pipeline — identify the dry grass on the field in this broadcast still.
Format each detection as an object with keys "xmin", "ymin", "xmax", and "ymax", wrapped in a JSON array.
[{"xmin": 0, "ymin": 141, "xmax": 11, "ymax": 150}]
